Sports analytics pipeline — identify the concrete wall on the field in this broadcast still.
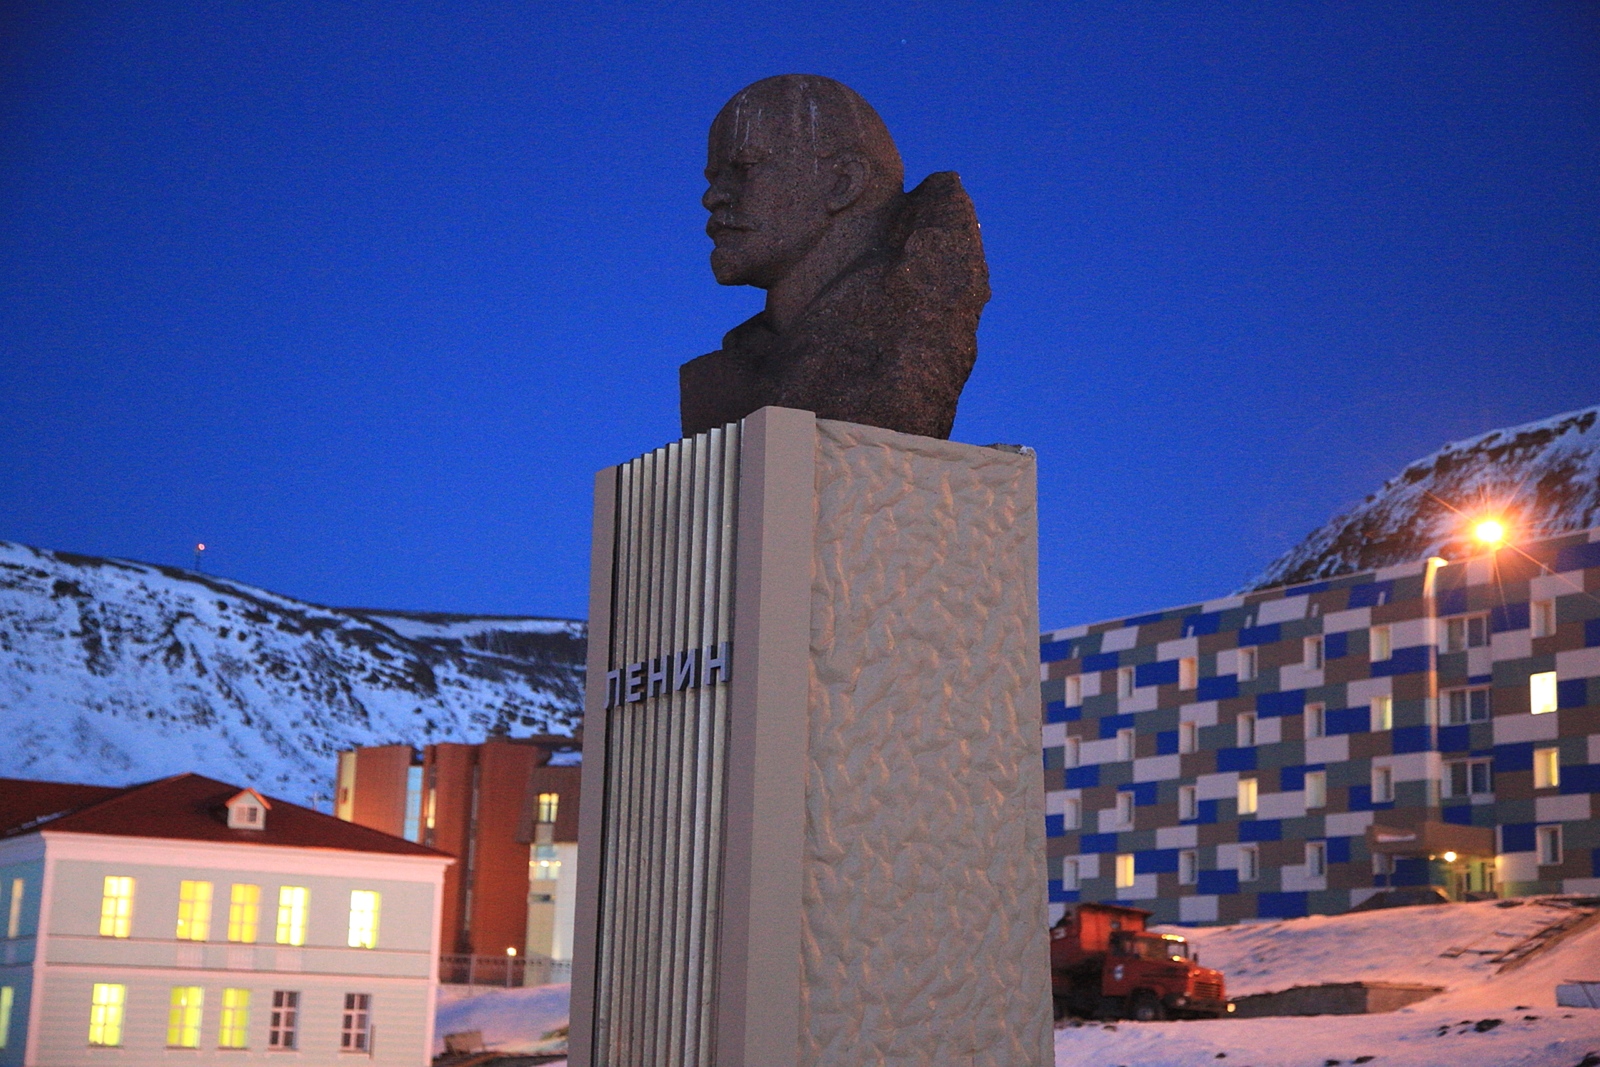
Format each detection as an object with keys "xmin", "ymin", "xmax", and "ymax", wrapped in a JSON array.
[{"xmin": 571, "ymin": 408, "xmax": 1053, "ymax": 1067}]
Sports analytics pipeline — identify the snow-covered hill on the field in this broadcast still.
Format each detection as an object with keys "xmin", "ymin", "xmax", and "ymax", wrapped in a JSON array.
[
  {"xmin": 0, "ymin": 540, "xmax": 584, "ymax": 804},
  {"xmin": 1247, "ymin": 405, "xmax": 1600, "ymax": 591}
]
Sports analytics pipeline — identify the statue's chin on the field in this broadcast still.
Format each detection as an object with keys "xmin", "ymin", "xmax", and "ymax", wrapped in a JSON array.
[{"xmin": 709, "ymin": 249, "xmax": 755, "ymax": 288}]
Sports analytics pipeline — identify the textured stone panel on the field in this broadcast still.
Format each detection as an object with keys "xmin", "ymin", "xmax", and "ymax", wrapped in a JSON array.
[{"xmin": 802, "ymin": 419, "xmax": 1052, "ymax": 1067}]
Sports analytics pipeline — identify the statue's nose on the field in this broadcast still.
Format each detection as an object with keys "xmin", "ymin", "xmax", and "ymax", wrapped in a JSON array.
[{"xmin": 702, "ymin": 178, "xmax": 732, "ymax": 212}]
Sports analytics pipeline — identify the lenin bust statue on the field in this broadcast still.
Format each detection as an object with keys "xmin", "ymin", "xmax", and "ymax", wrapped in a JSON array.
[{"xmin": 679, "ymin": 75, "xmax": 990, "ymax": 441}]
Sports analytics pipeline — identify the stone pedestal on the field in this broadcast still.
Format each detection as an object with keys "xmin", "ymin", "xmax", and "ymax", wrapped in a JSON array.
[{"xmin": 569, "ymin": 406, "xmax": 1052, "ymax": 1067}]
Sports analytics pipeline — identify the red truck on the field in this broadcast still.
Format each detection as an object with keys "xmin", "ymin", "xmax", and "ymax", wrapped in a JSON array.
[{"xmin": 1049, "ymin": 902, "xmax": 1231, "ymax": 1021}]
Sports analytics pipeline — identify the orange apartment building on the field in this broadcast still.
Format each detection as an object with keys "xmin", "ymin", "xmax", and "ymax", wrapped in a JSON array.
[{"xmin": 334, "ymin": 735, "xmax": 580, "ymax": 971}]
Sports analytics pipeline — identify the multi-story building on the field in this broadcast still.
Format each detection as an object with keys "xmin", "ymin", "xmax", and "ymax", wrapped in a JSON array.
[
  {"xmin": 335, "ymin": 735, "xmax": 580, "ymax": 967},
  {"xmin": 1040, "ymin": 527, "xmax": 1600, "ymax": 925},
  {"xmin": 0, "ymin": 773, "xmax": 451, "ymax": 1067}
]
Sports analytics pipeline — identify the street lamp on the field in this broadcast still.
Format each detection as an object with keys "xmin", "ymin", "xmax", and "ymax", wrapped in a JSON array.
[{"xmin": 1472, "ymin": 518, "xmax": 1507, "ymax": 548}]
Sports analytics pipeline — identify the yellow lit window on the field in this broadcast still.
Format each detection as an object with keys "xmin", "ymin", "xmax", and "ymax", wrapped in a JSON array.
[
  {"xmin": 1530, "ymin": 671, "xmax": 1559, "ymax": 714},
  {"xmin": 1237, "ymin": 777, "xmax": 1258, "ymax": 815},
  {"xmin": 99, "ymin": 876, "xmax": 134, "ymax": 938},
  {"xmin": 228, "ymin": 884, "xmax": 260, "ymax": 943},
  {"xmin": 176, "ymin": 880, "xmax": 213, "ymax": 941},
  {"xmin": 0, "ymin": 986, "xmax": 13, "ymax": 1049},
  {"xmin": 88, "ymin": 983, "xmax": 125, "ymax": 1046},
  {"xmin": 7, "ymin": 876, "xmax": 23, "ymax": 938},
  {"xmin": 537, "ymin": 792, "xmax": 560, "ymax": 824},
  {"xmin": 275, "ymin": 887, "xmax": 307, "ymax": 946},
  {"xmin": 1114, "ymin": 853, "xmax": 1135, "ymax": 888},
  {"xmin": 347, "ymin": 890, "xmax": 380, "ymax": 949},
  {"xmin": 166, "ymin": 986, "xmax": 203, "ymax": 1048},
  {"xmin": 218, "ymin": 988, "xmax": 250, "ymax": 1049}
]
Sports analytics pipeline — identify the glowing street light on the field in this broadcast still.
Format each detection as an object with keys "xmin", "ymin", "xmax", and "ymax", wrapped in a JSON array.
[
  {"xmin": 1472, "ymin": 518, "xmax": 1506, "ymax": 547},
  {"xmin": 1442, "ymin": 851, "xmax": 1457, "ymax": 863}
]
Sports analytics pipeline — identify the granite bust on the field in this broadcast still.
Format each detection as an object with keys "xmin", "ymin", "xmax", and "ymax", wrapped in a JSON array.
[{"xmin": 679, "ymin": 75, "xmax": 990, "ymax": 440}]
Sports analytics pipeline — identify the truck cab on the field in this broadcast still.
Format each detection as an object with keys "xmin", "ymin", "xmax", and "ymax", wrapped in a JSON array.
[{"xmin": 1049, "ymin": 903, "xmax": 1230, "ymax": 1021}]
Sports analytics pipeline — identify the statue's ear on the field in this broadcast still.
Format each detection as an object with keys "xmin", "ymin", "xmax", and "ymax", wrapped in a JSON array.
[{"xmin": 826, "ymin": 155, "xmax": 871, "ymax": 214}]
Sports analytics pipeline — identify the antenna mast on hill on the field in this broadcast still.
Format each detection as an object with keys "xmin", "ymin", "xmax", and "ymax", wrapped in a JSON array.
[{"xmin": 193, "ymin": 543, "xmax": 206, "ymax": 572}]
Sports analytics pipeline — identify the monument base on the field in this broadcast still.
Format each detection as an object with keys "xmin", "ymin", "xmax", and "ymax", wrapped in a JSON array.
[{"xmin": 571, "ymin": 407, "xmax": 1052, "ymax": 1067}]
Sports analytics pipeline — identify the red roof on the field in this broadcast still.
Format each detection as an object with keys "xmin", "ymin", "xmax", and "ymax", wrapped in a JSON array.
[{"xmin": 0, "ymin": 774, "xmax": 449, "ymax": 859}]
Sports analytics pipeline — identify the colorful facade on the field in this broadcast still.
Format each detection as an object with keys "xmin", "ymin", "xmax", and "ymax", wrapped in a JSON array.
[{"xmin": 1040, "ymin": 528, "xmax": 1600, "ymax": 925}]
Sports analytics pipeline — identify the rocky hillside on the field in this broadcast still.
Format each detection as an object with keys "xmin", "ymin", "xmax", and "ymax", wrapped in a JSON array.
[
  {"xmin": 1246, "ymin": 405, "xmax": 1600, "ymax": 591},
  {"xmin": 0, "ymin": 540, "xmax": 584, "ymax": 804}
]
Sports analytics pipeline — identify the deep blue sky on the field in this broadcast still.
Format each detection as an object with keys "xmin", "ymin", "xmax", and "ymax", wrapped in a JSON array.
[{"xmin": 3, "ymin": 2, "xmax": 1597, "ymax": 629}]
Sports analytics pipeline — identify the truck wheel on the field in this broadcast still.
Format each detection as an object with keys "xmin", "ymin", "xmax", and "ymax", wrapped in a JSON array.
[{"xmin": 1131, "ymin": 993, "xmax": 1165, "ymax": 1022}]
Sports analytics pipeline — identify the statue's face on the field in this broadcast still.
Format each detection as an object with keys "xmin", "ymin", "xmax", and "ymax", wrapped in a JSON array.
[{"xmin": 703, "ymin": 102, "xmax": 835, "ymax": 289}]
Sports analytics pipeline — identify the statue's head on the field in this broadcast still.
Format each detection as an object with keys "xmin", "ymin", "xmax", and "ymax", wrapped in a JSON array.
[{"xmin": 703, "ymin": 75, "xmax": 905, "ymax": 289}]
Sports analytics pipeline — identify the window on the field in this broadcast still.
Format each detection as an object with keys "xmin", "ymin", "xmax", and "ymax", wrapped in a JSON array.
[
  {"xmin": 176, "ymin": 880, "xmax": 212, "ymax": 941},
  {"xmin": 275, "ymin": 886, "xmax": 308, "ymax": 946},
  {"xmin": 1239, "ymin": 846, "xmax": 1259, "ymax": 882},
  {"xmin": 1445, "ymin": 759, "xmax": 1492, "ymax": 798},
  {"xmin": 1534, "ymin": 747, "xmax": 1561, "ymax": 789},
  {"xmin": 1065, "ymin": 675, "xmax": 1082, "ymax": 707},
  {"xmin": 228, "ymin": 884, "xmax": 260, "ymax": 943},
  {"xmin": 1532, "ymin": 600, "xmax": 1556, "ymax": 638},
  {"xmin": 1178, "ymin": 849, "xmax": 1198, "ymax": 886},
  {"xmin": 1444, "ymin": 614, "xmax": 1487, "ymax": 652},
  {"xmin": 1370, "ymin": 625, "xmax": 1392, "ymax": 661},
  {"xmin": 1063, "ymin": 858, "xmax": 1080, "ymax": 891},
  {"xmin": 218, "ymin": 988, "xmax": 250, "ymax": 1049},
  {"xmin": 537, "ymin": 792, "xmax": 560, "ymax": 824},
  {"xmin": 0, "ymin": 986, "xmax": 13, "ymax": 1049},
  {"xmin": 1116, "ymin": 727, "xmax": 1135, "ymax": 762},
  {"xmin": 1237, "ymin": 777, "xmax": 1258, "ymax": 815},
  {"xmin": 269, "ymin": 991, "xmax": 299, "ymax": 1050},
  {"xmin": 1178, "ymin": 784, "xmax": 1198, "ymax": 821},
  {"xmin": 1530, "ymin": 671, "xmax": 1558, "ymax": 715},
  {"xmin": 1064, "ymin": 736, "xmax": 1081, "ymax": 768},
  {"xmin": 1372, "ymin": 696, "xmax": 1393, "ymax": 732},
  {"xmin": 1304, "ymin": 636, "xmax": 1324, "ymax": 669},
  {"xmin": 6, "ymin": 877, "xmax": 22, "ymax": 938},
  {"xmin": 1443, "ymin": 687, "xmax": 1491, "ymax": 724},
  {"xmin": 1306, "ymin": 702, "xmax": 1326, "ymax": 739},
  {"xmin": 1373, "ymin": 852, "xmax": 1394, "ymax": 877},
  {"xmin": 1304, "ymin": 770, "xmax": 1327, "ymax": 809},
  {"xmin": 166, "ymin": 986, "xmax": 203, "ymax": 1048},
  {"xmin": 1114, "ymin": 854, "xmax": 1135, "ymax": 889},
  {"xmin": 99, "ymin": 876, "xmax": 133, "ymax": 938},
  {"xmin": 1537, "ymin": 825, "xmax": 1563, "ymax": 866},
  {"xmin": 1179, "ymin": 657, "xmax": 1198, "ymax": 691},
  {"xmin": 1236, "ymin": 712, "xmax": 1257, "ymax": 748},
  {"xmin": 1372, "ymin": 764, "xmax": 1395, "ymax": 803},
  {"xmin": 1114, "ymin": 791, "xmax": 1134, "ymax": 829},
  {"xmin": 1117, "ymin": 667, "xmax": 1135, "ymax": 699},
  {"xmin": 1063, "ymin": 798, "xmax": 1081, "ymax": 831},
  {"xmin": 1306, "ymin": 841, "xmax": 1327, "ymax": 878},
  {"xmin": 348, "ymin": 890, "xmax": 381, "ymax": 949},
  {"xmin": 88, "ymin": 983, "xmax": 125, "ymax": 1046},
  {"xmin": 1237, "ymin": 647, "xmax": 1258, "ymax": 681},
  {"xmin": 341, "ymin": 993, "xmax": 372, "ymax": 1052},
  {"xmin": 402, "ymin": 764, "xmax": 424, "ymax": 842},
  {"xmin": 1178, "ymin": 721, "xmax": 1198, "ymax": 755}
]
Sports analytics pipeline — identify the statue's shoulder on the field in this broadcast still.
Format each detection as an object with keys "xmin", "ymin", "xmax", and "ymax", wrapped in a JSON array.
[{"xmin": 887, "ymin": 172, "xmax": 989, "ymax": 303}]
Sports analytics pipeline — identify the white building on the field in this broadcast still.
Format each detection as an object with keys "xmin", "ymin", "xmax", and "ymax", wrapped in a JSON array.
[{"xmin": 0, "ymin": 774, "xmax": 451, "ymax": 1066}]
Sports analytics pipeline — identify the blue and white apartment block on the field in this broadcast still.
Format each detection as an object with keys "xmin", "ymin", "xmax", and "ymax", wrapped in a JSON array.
[{"xmin": 1040, "ymin": 527, "xmax": 1600, "ymax": 924}]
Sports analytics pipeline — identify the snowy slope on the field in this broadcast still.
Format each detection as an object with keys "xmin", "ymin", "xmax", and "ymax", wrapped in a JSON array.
[
  {"xmin": 1168, "ymin": 896, "xmax": 1591, "ymax": 998},
  {"xmin": 0, "ymin": 540, "xmax": 584, "ymax": 803},
  {"xmin": 1246, "ymin": 405, "xmax": 1600, "ymax": 591}
]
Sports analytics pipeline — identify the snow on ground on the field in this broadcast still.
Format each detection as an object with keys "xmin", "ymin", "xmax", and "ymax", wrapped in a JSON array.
[
  {"xmin": 438, "ymin": 900, "xmax": 1600, "ymax": 1066},
  {"xmin": 1162, "ymin": 897, "xmax": 1589, "ymax": 998}
]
